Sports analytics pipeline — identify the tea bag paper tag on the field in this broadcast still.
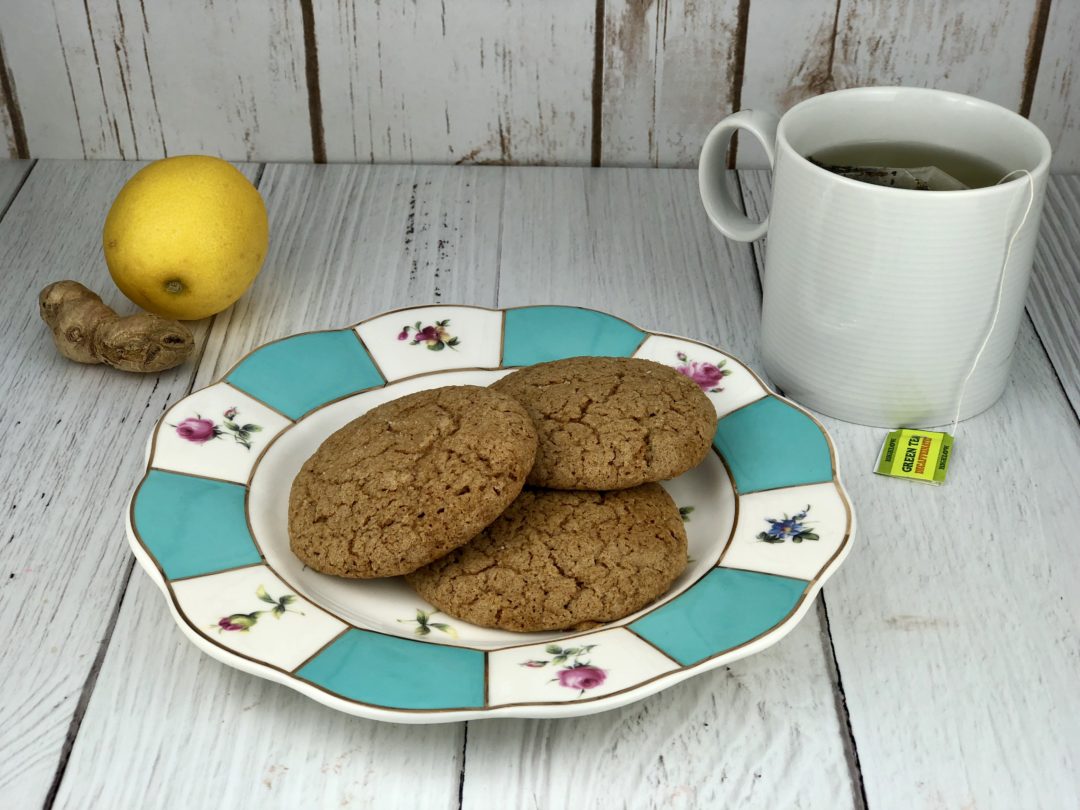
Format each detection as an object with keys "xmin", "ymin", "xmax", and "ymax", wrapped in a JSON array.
[{"xmin": 874, "ymin": 429, "xmax": 953, "ymax": 485}]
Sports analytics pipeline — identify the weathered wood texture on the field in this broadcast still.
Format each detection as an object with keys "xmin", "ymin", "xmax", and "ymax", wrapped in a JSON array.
[
  {"xmin": 1028, "ymin": 175, "xmax": 1080, "ymax": 420},
  {"xmin": 315, "ymin": 0, "xmax": 595, "ymax": 165},
  {"xmin": 1029, "ymin": 0, "xmax": 1080, "ymax": 176},
  {"xmin": 740, "ymin": 169, "xmax": 1080, "ymax": 810},
  {"xmin": 1, "ymin": 1, "xmax": 1076, "ymax": 169},
  {"xmin": 51, "ymin": 163, "xmax": 505, "ymax": 809},
  {"xmin": 459, "ymin": 167, "xmax": 859, "ymax": 809},
  {"xmin": 0, "ymin": 159, "xmax": 253, "ymax": 810},
  {"xmin": 600, "ymin": 0, "xmax": 745, "ymax": 167},
  {"xmin": 51, "ymin": 574, "xmax": 464, "ymax": 810},
  {"xmin": 0, "ymin": 157, "xmax": 30, "ymax": 205},
  {"xmin": 744, "ymin": 0, "xmax": 1039, "ymax": 111},
  {"xmin": 2, "ymin": 1, "xmax": 310, "ymax": 161},
  {"xmin": 462, "ymin": 606, "xmax": 858, "ymax": 810},
  {"xmin": 4, "ymin": 160, "xmax": 1080, "ymax": 808}
]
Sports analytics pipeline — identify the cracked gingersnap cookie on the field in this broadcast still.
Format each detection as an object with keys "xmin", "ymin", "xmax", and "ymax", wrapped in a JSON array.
[
  {"xmin": 288, "ymin": 385, "xmax": 538, "ymax": 578},
  {"xmin": 404, "ymin": 484, "xmax": 688, "ymax": 632},
  {"xmin": 490, "ymin": 356, "xmax": 717, "ymax": 490}
]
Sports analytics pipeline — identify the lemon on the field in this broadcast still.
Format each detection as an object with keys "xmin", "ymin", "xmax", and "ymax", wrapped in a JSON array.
[{"xmin": 103, "ymin": 155, "xmax": 268, "ymax": 320}]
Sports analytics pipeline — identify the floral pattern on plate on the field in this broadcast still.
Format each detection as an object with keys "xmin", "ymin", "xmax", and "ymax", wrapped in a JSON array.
[
  {"xmin": 720, "ymin": 483, "xmax": 849, "ymax": 580},
  {"xmin": 213, "ymin": 584, "xmax": 304, "ymax": 633},
  {"xmin": 354, "ymin": 306, "xmax": 503, "ymax": 381},
  {"xmin": 172, "ymin": 407, "xmax": 262, "ymax": 450},
  {"xmin": 398, "ymin": 319, "xmax": 460, "ymax": 351},
  {"xmin": 169, "ymin": 564, "xmax": 348, "ymax": 671},
  {"xmin": 151, "ymin": 383, "xmax": 292, "ymax": 484},
  {"xmin": 131, "ymin": 305, "xmax": 853, "ymax": 720},
  {"xmin": 398, "ymin": 608, "xmax": 459, "ymax": 639},
  {"xmin": 675, "ymin": 351, "xmax": 732, "ymax": 393},
  {"xmin": 520, "ymin": 643, "xmax": 607, "ymax": 696},
  {"xmin": 632, "ymin": 334, "xmax": 767, "ymax": 418},
  {"xmin": 487, "ymin": 628, "xmax": 679, "ymax": 706},
  {"xmin": 757, "ymin": 505, "xmax": 820, "ymax": 544}
]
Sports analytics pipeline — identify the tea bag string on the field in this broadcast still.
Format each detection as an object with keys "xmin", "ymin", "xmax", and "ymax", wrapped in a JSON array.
[{"xmin": 948, "ymin": 169, "xmax": 1035, "ymax": 436}]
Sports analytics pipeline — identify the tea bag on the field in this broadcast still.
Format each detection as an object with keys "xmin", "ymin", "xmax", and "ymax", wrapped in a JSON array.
[{"xmin": 809, "ymin": 157, "xmax": 968, "ymax": 190}]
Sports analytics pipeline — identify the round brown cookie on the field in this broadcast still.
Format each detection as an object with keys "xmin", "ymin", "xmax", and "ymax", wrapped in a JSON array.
[
  {"xmin": 404, "ymin": 484, "xmax": 688, "ymax": 632},
  {"xmin": 490, "ymin": 356, "xmax": 717, "ymax": 490},
  {"xmin": 288, "ymin": 385, "xmax": 537, "ymax": 578}
]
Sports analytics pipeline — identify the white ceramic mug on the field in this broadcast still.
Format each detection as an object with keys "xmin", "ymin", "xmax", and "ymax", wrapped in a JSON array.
[{"xmin": 699, "ymin": 87, "xmax": 1051, "ymax": 427}]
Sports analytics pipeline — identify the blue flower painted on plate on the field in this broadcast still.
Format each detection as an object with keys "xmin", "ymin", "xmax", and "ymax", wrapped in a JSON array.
[{"xmin": 757, "ymin": 505, "xmax": 820, "ymax": 544}]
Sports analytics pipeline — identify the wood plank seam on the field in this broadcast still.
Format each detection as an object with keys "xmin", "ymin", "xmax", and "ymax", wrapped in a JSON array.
[
  {"xmin": 454, "ymin": 168, "xmax": 508, "ymax": 803},
  {"xmin": 818, "ymin": 596, "xmax": 869, "ymax": 810},
  {"xmin": 39, "ymin": 162, "xmax": 268, "ymax": 808},
  {"xmin": 1023, "ymin": 307, "xmax": 1080, "ymax": 428},
  {"xmin": 41, "ymin": 557, "xmax": 136, "ymax": 810},
  {"xmin": 492, "ymin": 169, "xmax": 508, "ymax": 303},
  {"xmin": 732, "ymin": 171, "xmax": 763, "ymax": 299},
  {"xmin": 300, "ymin": 0, "xmax": 327, "ymax": 164},
  {"xmin": 591, "ymin": 0, "xmax": 606, "ymax": 167},
  {"xmin": 0, "ymin": 33, "xmax": 29, "ymax": 159},
  {"xmin": 725, "ymin": 0, "xmax": 752, "ymax": 169},
  {"xmin": 0, "ymin": 159, "xmax": 35, "ymax": 223},
  {"xmin": 1020, "ymin": 0, "xmax": 1054, "ymax": 118},
  {"xmin": 456, "ymin": 723, "xmax": 469, "ymax": 810},
  {"xmin": 738, "ymin": 169, "xmax": 870, "ymax": 801}
]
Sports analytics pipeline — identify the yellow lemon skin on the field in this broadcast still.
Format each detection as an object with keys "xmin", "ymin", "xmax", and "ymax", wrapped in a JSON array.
[{"xmin": 103, "ymin": 156, "xmax": 268, "ymax": 321}]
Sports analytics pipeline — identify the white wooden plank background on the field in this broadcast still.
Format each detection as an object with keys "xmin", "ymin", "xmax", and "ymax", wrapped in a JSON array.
[
  {"xmin": 44, "ymin": 165, "xmax": 862, "ymax": 809},
  {"xmin": 0, "ymin": 158, "xmax": 251, "ymax": 809},
  {"xmin": 600, "ymin": 0, "xmax": 744, "ymax": 167},
  {"xmin": 315, "ymin": 0, "xmax": 595, "ymax": 165},
  {"xmin": 1029, "ymin": 0, "xmax": 1080, "ymax": 177},
  {"xmin": 460, "ymin": 167, "xmax": 859, "ymax": 808},
  {"xmin": 736, "ymin": 0, "xmax": 1041, "ymax": 166},
  {"xmin": 2, "ymin": 159, "xmax": 1078, "ymax": 808},
  {"xmin": 1, "ymin": 1, "xmax": 1077, "ymax": 169},
  {"xmin": 1028, "ymin": 175, "xmax": 1080, "ymax": 420},
  {"xmin": 2, "ymin": 1, "xmax": 311, "ymax": 161},
  {"xmin": 741, "ymin": 169, "xmax": 1080, "ymax": 810},
  {"xmin": 51, "ymin": 163, "xmax": 506, "ymax": 809},
  {"xmin": 0, "ymin": 157, "xmax": 30, "ymax": 205}
]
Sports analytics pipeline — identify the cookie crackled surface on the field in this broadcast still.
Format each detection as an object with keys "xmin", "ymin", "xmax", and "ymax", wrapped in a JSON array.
[
  {"xmin": 288, "ymin": 385, "xmax": 538, "ymax": 578},
  {"xmin": 405, "ymin": 484, "xmax": 689, "ymax": 632},
  {"xmin": 491, "ymin": 356, "xmax": 717, "ymax": 490}
]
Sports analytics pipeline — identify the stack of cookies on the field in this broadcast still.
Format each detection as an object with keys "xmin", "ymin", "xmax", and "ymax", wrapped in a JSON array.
[{"xmin": 288, "ymin": 357, "xmax": 718, "ymax": 632}]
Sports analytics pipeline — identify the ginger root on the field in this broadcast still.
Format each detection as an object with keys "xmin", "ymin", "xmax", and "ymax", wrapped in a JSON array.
[{"xmin": 39, "ymin": 281, "xmax": 194, "ymax": 373}]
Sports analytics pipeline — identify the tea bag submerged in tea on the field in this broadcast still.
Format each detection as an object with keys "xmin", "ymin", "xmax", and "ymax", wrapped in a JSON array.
[{"xmin": 808, "ymin": 157, "xmax": 969, "ymax": 190}]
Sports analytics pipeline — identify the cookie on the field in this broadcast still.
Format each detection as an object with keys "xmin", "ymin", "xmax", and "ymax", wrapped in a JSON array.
[
  {"xmin": 405, "ymin": 484, "xmax": 688, "ymax": 632},
  {"xmin": 491, "ymin": 356, "xmax": 717, "ymax": 490},
  {"xmin": 288, "ymin": 385, "xmax": 538, "ymax": 578}
]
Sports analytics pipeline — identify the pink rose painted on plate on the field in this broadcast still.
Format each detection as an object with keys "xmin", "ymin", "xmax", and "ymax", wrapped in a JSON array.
[
  {"xmin": 557, "ymin": 665, "xmax": 607, "ymax": 692},
  {"xmin": 519, "ymin": 644, "xmax": 607, "ymax": 697},
  {"xmin": 175, "ymin": 417, "xmax": 217, "ymax": 444},
  {"xmin": 170, "ymin": 407, "xmax": 262, "ymax": 450},
  {"xmin": 675, "ymin": 351, "xmax": 731, "ymax": 393}
]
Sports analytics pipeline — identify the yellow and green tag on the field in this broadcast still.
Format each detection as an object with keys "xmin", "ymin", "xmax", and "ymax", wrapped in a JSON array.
[{"xmin": 875, "ymin": 428, "xmax": 953, "ymax": 484}]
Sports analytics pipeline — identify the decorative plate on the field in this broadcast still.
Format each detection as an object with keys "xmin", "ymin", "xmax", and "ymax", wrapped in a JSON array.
[{"xmin": 127, "ymin": 305, "xmax": 854, "ymax": 722}]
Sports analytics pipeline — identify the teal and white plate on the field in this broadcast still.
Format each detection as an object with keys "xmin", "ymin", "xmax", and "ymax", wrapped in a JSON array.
[{"xmin": 127, "ymin": 305, "xmax": 855, "ymax": 722}]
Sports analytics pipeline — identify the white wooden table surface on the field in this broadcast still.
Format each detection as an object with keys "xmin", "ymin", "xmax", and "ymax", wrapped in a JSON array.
[{"xmin": 1, "ymin": 160, "xmax": 1077, "ymax": 810}]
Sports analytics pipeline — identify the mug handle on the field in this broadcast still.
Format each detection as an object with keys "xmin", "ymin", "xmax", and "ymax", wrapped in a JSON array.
[{"xmin": 698, "ymin": 110, "xmax": 778, "ymax": 242}]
